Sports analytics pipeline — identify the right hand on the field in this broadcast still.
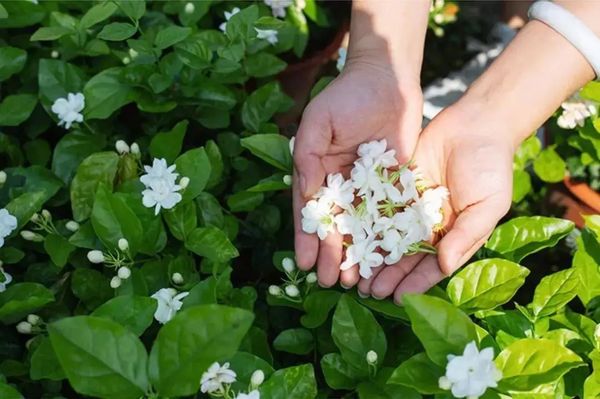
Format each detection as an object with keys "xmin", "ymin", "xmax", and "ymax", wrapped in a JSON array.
[{"xmin": 293, "ymin": 60, "xmax": 423, "ymax": 289}]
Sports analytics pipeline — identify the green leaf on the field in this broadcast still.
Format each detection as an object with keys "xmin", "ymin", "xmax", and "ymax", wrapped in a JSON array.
[
  {"xmin": 0, "ymin": 382, "xmax": 22, "ymax": 399},
  {"xmin": 155, "ymin": 25, "xmax": 191, "ymax": 49},
  {"xmin": 301, "ymin": 290, "xmax": 341, "ymax": 328},
  {"xmin": 43, "ymin": 233, "xmax": 75, "ymax": 268},
  {"xmin": 274, "ymin": 328, "xmax": 314, "ymax": 355},
  {"xmin": 70, "ymin": 152, "xmax": 119, "ymax": 221},
  {"xmin": 71, "ymin": 269, "xmax": 113, "ymax": 310},
  {"xmin": 356, "ymin": 295, "xmax": 409, "ymax": 321},
  {"xmin": 332, "ymin": 294, "xmax": 387, "ymax": 369},
  {"xmin": 242, "ymin": 82, "xmax": 293, "ymax": 132},
  {"xmin": 485, "ymin": 216, "xmax": 574, "ymax": 263},
  {"xmin": 225, "ymin": 5, "xmax": 259, "ymax": 40},
  {"xmin": 259, "ymin": 364, "xmax": 317, "ymax": 399},
  {"xmin": 91, "ymin": 184, "xmax": 143, "ymax": 254},
  {"xmin": 185, "ymin": 226, "xmax": 238, "ymax": 263},
  {"xmin": 0, "ymin": 283, "xmax": 54, "ymax": 324},
  {"xmin": 117, "ymin": 0, "xmax": 146, "ymax": 21},
  {"xmin": 38, "ymin": 59, "xmax": 86, "ymax": 107},
  {"xmin": 182, "ymin": 277, "xmax": 217, "ymax": 308},
  {"xmin": 446, "ymin": 258, "xmax": 530, "ymax": 313},
  {"xmin": 30, "ymin": 337, "xmax": 65, "ymax": 381},
  {"xmin": 149, "ymin": 120, "xmax": 187, "ymax": 163},
  {"xmin": 84, "ymin": 68, "xmax": 133, "ymax": 120},
  {"xmin": 80, "ymin": 2, "xmax": 118, "ymax": 28},
  {"xmin": 228, "ymin": 351, "xmax": 274, "ymax": 391},
  {"xmin": 227, "ymin": 191, "xmax": 264, "ymax": 212},
  {"xmin": 573, "ymin": 229, "xmax": 600, "ymax": 307},
  {"xmin": 241, "ymin": 134, "xmax": 293, "ymax": 172},
  {"xmin": 175, "ymin": 147, "xmax": 211, "ymax": 202},
  {"xmin": 164, "ymin": 201, "xmax": 197, "ymax": 241},
  {"xmin": 357, "ymin": 381, "xmax": 421, "ymax": 399},
  {"xmin": 496, "ymin": 338, "xmax": 584, "ymax": 391},
  {"xmin": 0, "ymin": 94, "xmax": 37, "ymax": 126},
  {"xmin": 388, "ymin": 352, "xmax": 445, "ymax": 394},
  {"xmin": 148, "ymin": 305, "xmax": 253, "ymax": 397},
  {"xmin": 51, "ymin": 131, "xmax": 106, "ymax": 184},
  {"xmin": 91, "ymin": 295, "xmax": 157, "ymax": 336},
  {"xmin": 175, "ymin": 37, "xmax": 211, "ymax": 70},
  {"xmin": 30, "ymin": 26, "xmax": 73, "ymax": 41},
  {"xmin": 321, "ymin": 353, "xmax": 361, "ymax": 390},
  {"xmin": 533, "ymin": 147, "xmax": 566, "ymax": 183},
  {"xmin": 0, "ymin": 46, "xmax": 26, "ymax": 82},
  {"xmin": 512, "ymin": 169, "xmax": 532, "ymax": 203},
  {"xmin": 529, "ymin": 268, "xmax": 579, "ymax": 319},
  {"xmin": 97, "ymin": 22, "xmax": 136, "ymax": 41},
  {"xmin": 0, "ymin": 4, "xmax": 6, "ymax": 19},
  {"xmin": 49, "ymin": 316, "xmax": 149, "ymax": 399},
  {"xmin": 245, "ymin": 53, "xmax": 287, "ymax": 77},
  {"xmin": 403, "ymin": 294, "xmax": 477, "ymax": 366}
]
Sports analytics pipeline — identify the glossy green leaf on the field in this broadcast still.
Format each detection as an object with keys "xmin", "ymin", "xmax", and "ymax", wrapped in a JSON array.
[
  {"xmin": 301, "ymin": 290, "xmax": 341, "ymax": 328},
  {"xmin": 447, "ymin": 258, "xmax": 529, "ymax": 313},
  {"xmin": 163, "ymin": 201, "xmax": 196, "ymax": 241},
  {"xmin": 185, "ymin": 226, "xmax": 239, "ymax": 263},
  {"xmin": 259, "ymin": 364, "xmax": 317, "ymax": 399},
  {"xmin": 43, "ymin": 233, "xmax": 75, "ymax": 268},
  {"xmin": 574, "ymin": 229, "xmax": 600, "ymax": 306},
  {"xmin": 71, "ymin": 268, "xmax": 113, "ymax": 310},
  {"xmin": 241, "ymin": 134, "xmax": 293, "ymax": 172},
  {"xmin": 148, "ymin": 305, "xmax": 253, "ymax": 397},
  {"xmin": 274, "ymin": 328, "xmax": 314, "ymax": 355},
  {"xmin": 388, "ymin": 352, "xmax": 445, "ymax": 394},
  {"xmin": 30, "ymin": 337, "xmax": 65, "ymax": 381},
  {"xmin": 175, "ymin": 147, "xmax": 211, "ymax": 202},
  {"xmin": 91, "ymin": 295, "xmax": 157, "ymax": 336},
  {"xmin": 80, "ymin": 2, "xmax": 118, "ymax": 28},
  {"xmin": 245, "ymin": 53, "xmax": 287, "ymax": 77},
  {"xmin": 0, "ymin": 383, "xmax": 22, "ymax": 399},
  {"xmin": 320, "ymin": 353, "xmax": 362, "ymax": 390},
  {"xmin": 485, "ymin": 216, "xmax": 574, "ymax": 262},
  {"xmin": 529, "ymin": 268, "xmax": 579, "ymax": 319},
  {"xmin": 117, "ymin": 0, "xmax": 146, "ymax": 20},
  {"xmin": 533, "ymin": 147, "xmax": 566, "ymax": 183},
  {"xmin": 97, "ymin": 22, "xmax": 137, "ymax": 41},
  {"xmin": 149, "ymin": 120, "xmax": 187, "ymax": 163},
  {"xmin": 30, "ymin": 26, "xmax": 73, "ymax": 41},
  {"xmin": 0, "ymin": 46, "xmax": 26, "ymax": 82},
  {"xmin": 241, "ymin": 82, "xmax": 293, "ymax": 132},
  {"xmin": 155, "ymin": 25, "xmax": 191, "ymax": 49},
  {"xmin": 0, "ymin": 94, "xmax": 37, "ymax": 126},
  {"xmin": 38, "ymin": 59, "xmax": 86, "ymax": 107},
  {"xmin": 0, "ymin": 283, "xmax": 54, "ymax": 324},
  {"xmin": 84, "ymin": 68, "xmax": 133, "ymax": 119},
  {"xmin": 49, "ymin": 316, "xmax": 149, "ymax": 399},
  {"xmin": 403, "ymin": 294, "xmax": 477, "ymax": 366}
]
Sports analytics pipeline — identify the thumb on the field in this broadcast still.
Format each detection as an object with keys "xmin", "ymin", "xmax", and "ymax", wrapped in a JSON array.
[
  {"xmin": 293, "ymin": 104, "xmax": 330, "ymax": 198},
  {"xmin": 437, "ymin": 193, "xmax": 511, "ymax": 275}
]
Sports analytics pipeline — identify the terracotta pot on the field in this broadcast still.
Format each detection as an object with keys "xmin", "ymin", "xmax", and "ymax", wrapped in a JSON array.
[
  {"xmin": 276, "ymin": 23, "xmax": 349, "ymax": 129},
  {"xmin": 563, "ymin": 175, "xmax": 600, "ymax": 213},
  {"xmin": 548, "ymin": 188, "xmax": 596, "ymax": 228}
]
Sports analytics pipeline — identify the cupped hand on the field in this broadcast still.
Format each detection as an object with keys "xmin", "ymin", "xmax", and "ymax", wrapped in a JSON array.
[
  {"xmin": 293, "ymin": 61, "xmax": 423, "ymax": 288},
  {"xmin": 357, "ymin": 107, "xmax": 515, "ymax": 303}
]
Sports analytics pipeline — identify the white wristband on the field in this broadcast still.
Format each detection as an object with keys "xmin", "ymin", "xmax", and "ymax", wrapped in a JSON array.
[{"xmin": 529, "ymin": 1, "xmax": 600, "ymax": 79}]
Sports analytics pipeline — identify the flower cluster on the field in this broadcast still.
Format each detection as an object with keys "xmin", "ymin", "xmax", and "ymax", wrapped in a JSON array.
[
  {"xmin": 438, "ymin": 341, "xmax": 502, "ymax": 398},
  {"xmin": 140, "ymin": 158, "xmax": 188, "ymax": 215},
  {"xmin": 87, "ymin": 238, "xmax": 134, "ymax": 288},
  {"xmin": 557, "ymin": 91, "xmax": 598, "ymax": 129},
  {"xmin": 16, "ymin": 314, "xmax": 43, "ymax": 335},
  {"xmin": 429, "ymin": 0, "xmax": 459, "ymax": 37},
  {"xmin": 267, "ymin": 257, "xmax": 317, "ymax": 302},
  {"xmin": 201, "ymin": 362, "xmax": 263, "ymax": 399},
  {"xmin": 301, "ymin": 139, "xmax": 448, "ymax": 279},
  {"xmin": 51, "ymin": 92, "xmax": 85, "ymax": 129},
  {"xmin": 0, "ymin": 208, "xmax": 17, "ymax": 248}
]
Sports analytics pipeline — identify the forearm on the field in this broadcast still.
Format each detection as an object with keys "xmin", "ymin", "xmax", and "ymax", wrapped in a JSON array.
[
  {"xmin": 348, "ymin": 0, "xmax": 430, "ymax": 82},
  {"xmin": 451, "ymin": 3, "xmax": 600, "ymax": 148}
]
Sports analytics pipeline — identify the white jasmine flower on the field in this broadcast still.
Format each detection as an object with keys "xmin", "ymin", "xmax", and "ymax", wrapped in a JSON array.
[
  {"xmin": 350, "ymin": 160, "xmax": 384, "ymax": 200},
  {"xmin": 268, "ymin": 285, "xmax": 282, "ymax": 296},
  {"xmin": 184, "ymin": 2, "xmax": 195, "ymax": 14},
  {"xmin": 340, "ymin": 237, "xmax": 383, "ymax": 279},
  {"xmin": 283, "ymin": 174, "xmax": 292, "ymax": 185},
  {"xmin": 27, "ymin": 314, "xmax": 40, "ymax": 325},
  {"xmin": 285, "ymin": 284, "xmax": 300, "ymax": 297},
  {"xmin": 289, "ymin": 136, "xmax": 295, "ymax": 155},
  {"xmin": 301, "ymin": 199, "xmax": 334, "ymax": 240},
  {"xmin": 264, "ymin": 0, "xmax": 293, "ymax": 17},
  {"xmin": 16, "ymin": 321, "xmax": 32, "ymax": 334},
  {"xmin": 306, "ymin": 272, "xmax": 317, "ymax": 284},
  {"xmin": 0, "ymin": 268, "xmax": 12, "ymax": 292},
  {"xmin": 51, "ymin": 92, "xmax": 84, "ymax": 129},
  {"xmin": 117, "ymin": 266, "xmax": 131, "ymax": 280},
  {"xmin": 0, "ymin": 208, "xmax": 18, "ymax": 248},
  {"xmin": 172, "ymin": 272, "xmax": 184, "ymax": 284},
  {"xmin": 357, "ymin": 139, "xmax": 398, "ymax": 168},
  {"xmin": 336, "ymin": 47, "xmax": 347, "ymax": 72},
  {"xmin": 219, "ymin": 7, "xmax": 240, "ymax": 32},
  {"xmin": 0, "ymin": 170, "xmax": 6, "ymax": 184},
  {"xmin": 316, "ymin": 173, "xmax": 354, "ymax": 209},
  {"xmin": 110, "ymin": 276, "xmax": 122, "ymax": 289},
  {"xmin": 130, "ymin": 142, "xmax": 140, "ymax": 155},
  {"xmin": 397, "ymin": 168, "xmax": 419, "ymax": 203},
  {"xmin": 282, "ymin": 257, "xmax": 295, "ymax": 273},
  {"xmin": 115, "ymin": 140, "xmax": 130, "ymax": 154},
  {"xmin": 334, "ymin": 210, "xmax": 367, "ymax": 240},
  {"xmin": 557, "ymin": 92, "xmax": 597, "ymax": 129},
  {"xmin": 251, "ymin": 369, "xmax": 265, "ymax": 387},
  {"xmin": 366, "ymin": 350, "xmax": 378, "ymax": 365},
  {"xmin": 65, "ymin": 220, "xmax": 79, "ymax": 232},
  {"xmin": 438, "ymin": 341, "xmax": 501, "ymax": 398},
  {"xmin": 87, "ymin": 250, "xmax": 105, "ymax": 264},
  {"xmin": 235, "ymin": 391, "xmax": 260, "ymax": 399},
  {"xmin": 255, "ymin": 28, "xmax": 279, "ymax": 45},
  {"xmin": 413, "ymin": 186, "xmax": 448, "ymax": 238},
  {"xmin": 380, "ymin": 228, "xmax": 410, "ymax": 264},
  {"xmin": 151, "ymin": 288, "xmax": 189, "ymax": 324},
  {"xmin": 140, "ymin": 158, "xmax": 179, "ymax": 187},
  {"xmin": 200, "ymin": 362, "xmax": 237, "ymax": 394},
  {"xmin": 140, "ymin": 159, "xmax": 183, "ymax": 215}
]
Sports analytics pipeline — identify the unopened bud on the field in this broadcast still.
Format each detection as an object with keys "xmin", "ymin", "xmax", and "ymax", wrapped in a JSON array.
[
  {"xmin": 30, "ymin": 213, "xmax": 40, "ymax": 223},
  {"xmin": 117, "ymin": 266, "xmax": 131, "ymax": 280},
  {"xmin": 27, "ymin": 314, "xmax": 40, "ymax": 325},
  {"xmin": 118, "ymin": 238, "xmax": 129, "ymax": 251},
  {"xmin": 172, "ymin": 272, "xmax": 184, "ymax": 284},
  {"xmin": 87, "ymin": 250, "xmax": 105, "ymax": 264},
  {"xmin": 433, "ymin": 13, "xmax": 444, "ymax": 24},
  {"xmin": 283, "ymin": 175, "xmax": 292, "ymax": 185},
  {"xmin": 184, "ymin": 2, "xmax": 195, "ymax": 14},
  {"xmin": 0, "ymin": 170, "xmax": 6, "ymax": 184},
  {"xmin": 268, "ymin": 285, "xmax": 282, "ymax": 296},
  {"xmin": 51, "ymin": 50, "xmax": 59, "ymax": 58},
  {"xmin": 110, "ymin": 276, "xmax": 122, "ymax": 289},
  {"xmin": 16, "ymin": 321, "xmax": 32, "ymax": 334},
  {"xmin": 130, "ymin": 142, "xmax": 140, "ymax": 155},
  {"xmin": 21, "ymin": 230, "xmax": 43, "ymax": 242},
  {"xmin": 438, "ymin": 376, "xmax": 451, "ymax": 390},
  {"xmin": 128, "ymin": 48, "xmax": 138, "ymax": 59},
  {"xmin": 366, "ymin": 350, "xmax": 378, "ymax": 365},
  {"xmin": 41, "ymin": 209, "xmax": 51, "ymax": 220},
  {"xmin": 250, "ymin": 369, "xmax": 265, "ymax": 387},
  {"xmin": 306, "ymin": 272, "xmax": 317, "ymax": 284},
  {"xmin": 65, "ymin": 220, "xmax": 80, "ymax": 232},
  {"xmin": 122, "ymin": 56, "xmax": 131, "ymax": 65},
  {"xmin": 115, "ymin": 140, "xmax": 130, "ymax": 154},
  {"xmin": 179, "ymin": 176, "xmax": 190, "ymax": 189},
  {"xmin": 282, "ymin": 257, "xmax": 295, "ymax": 273},
  {"xmin": 284, "ymin": 284, "xmax": 299, "ymax": 297}
]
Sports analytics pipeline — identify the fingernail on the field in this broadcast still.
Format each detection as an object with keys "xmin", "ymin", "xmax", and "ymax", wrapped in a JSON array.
[
  {"xmin": 371, "ymin": 294, "xmax": 384, "ymax": 300},
  {"xmin": 299, "ymin": 173, "xmax": 308, "ymax": 196},
  {"xmin": 318, "ymin": 281, "xmax": 332, "ymax": 289},
  {"xmin": 358, "ymin": 290, "xmax": 369, "ymax": 298},
  {"xmin": 340, "ymin": 283, "xmax": 350, "ymax": 290}
]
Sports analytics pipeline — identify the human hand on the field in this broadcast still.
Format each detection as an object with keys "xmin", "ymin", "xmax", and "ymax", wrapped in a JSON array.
[
  {"xmin": 293, "ymin": 62, "xmax": 423, "ymax": 288},
  {"xmin": 357, "ymin": 107, "xmax": 514, "ymax": 303}
]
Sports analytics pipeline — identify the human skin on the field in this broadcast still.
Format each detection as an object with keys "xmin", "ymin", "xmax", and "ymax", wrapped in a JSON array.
[{"xmin": 292, "ymin": 0, "xmax": 430, "ymax": 288}]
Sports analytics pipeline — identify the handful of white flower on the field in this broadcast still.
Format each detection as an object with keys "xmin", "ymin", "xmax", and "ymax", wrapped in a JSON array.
[{"xmin": 300, "ymin": 139, "xmax": 448, "ymax": 279}]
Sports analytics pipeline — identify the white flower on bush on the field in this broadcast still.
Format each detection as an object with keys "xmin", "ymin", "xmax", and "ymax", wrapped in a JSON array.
[
  {"xmin": 557, "ymin": 92, "xmax": 597, "ymax": 130},
  {"xmin": 140, "ymin": 158, "xmax": 184, "ymax": 215},
  {"xmin": 219, "ymin": 7, "xmax": 240, "ymax": 32},
  {"xmin": 0, "ymin": 208, "xmax": 17, "ymax": 248},
  {"xmin": 336, "ymin": 47, "xmax": 347, "ymax": 72},
  {"xmin": 235, "ymin": 391, "xmax": 260, "ymax": 399},
  {"xmin": 255, "ymin": 28, "xmax": 278, "ymax": 45},
  {"xmin": 0, "ymin": 268, "xmax": 13, "ymax": 292},
  {"xmin": 200, "ymin": 362, "xmax": 237, "ymax": 393},
  {"xmin": 51, "ymin": 92, "xmax": 85, "ymax": 129},
  {"xmin": 264, "ymin": 0, "xmax": 293, "ymax": 18},
  {"xmin": 301, "ymin": 199, "xmax": 334, "ymax": 240},
  {"xmin": 150, "ymin": 288, "xmax": 189, "ymax": 324},
  {"xmin": 438, "ymin": 341, "xmax": 502, "ymax": 398}
]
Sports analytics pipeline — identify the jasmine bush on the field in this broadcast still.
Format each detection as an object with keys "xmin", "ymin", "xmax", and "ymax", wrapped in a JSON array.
[{"xmin": 1, "ymin": 1, "xmax": 600, "ymax": 399}]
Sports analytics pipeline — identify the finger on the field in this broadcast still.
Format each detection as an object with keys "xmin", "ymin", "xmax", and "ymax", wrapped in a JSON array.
[
  {"xmin": 316, "ymin": 230, "xmax": 343, "ymax": 288},
  {"xmin": 393, "ymin": 254, "xmax": 445, "ymax": 304},
  {"xmin": 293, "ymin": 169, "xmax": 318, "ymax": 270},
  {"xmin": 294, "ymin": 104, "xmax": 330, "ymax": 197},
  {"xmin": 437, "ymin": 194, "xmax": 511, "ymax": 275},
  {"xmin": 357, "ymin": 265, "xmax": 385, "ymax": 297},
  {"xmin": 340, "ymin": 264, "xmax": 360, "ymax": 289},
  {"xmin": 370, "ymin": 254, "xmax": 425, "ymax": 299}
]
